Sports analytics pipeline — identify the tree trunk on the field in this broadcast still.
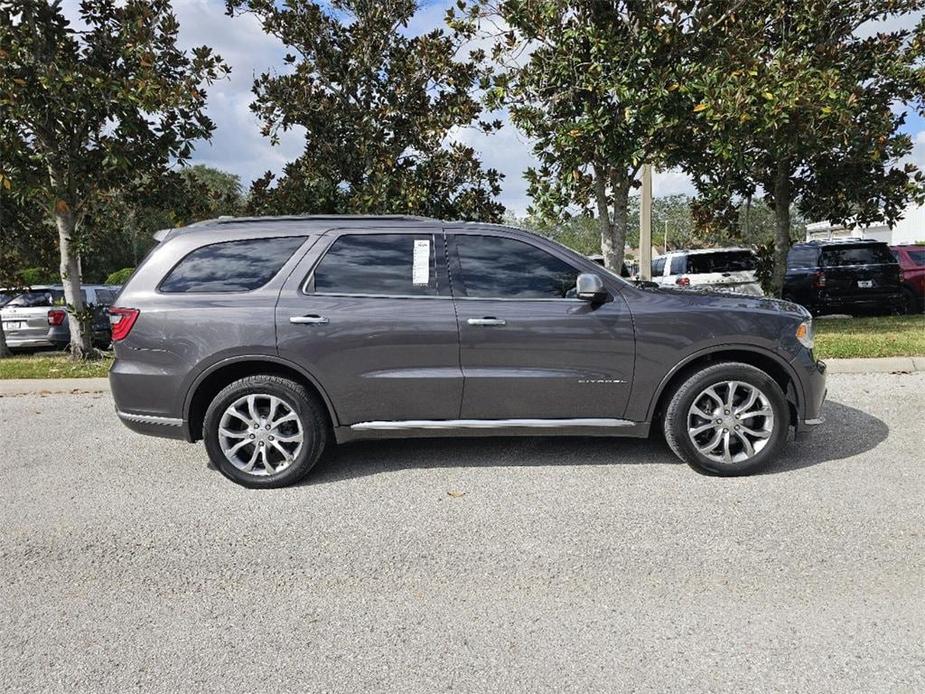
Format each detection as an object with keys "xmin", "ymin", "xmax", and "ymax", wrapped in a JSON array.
[
  {"xmin": 0, "ymin": 322, "xmax": 10, "ymax": 358},
  {"xmin": 770, "ymin": 169, "xmax": 792, "ymax": 298},
  {"xmin": 593, "ymin": 164, "xmax": 617, "ymax": 271},
  {"xmin": 54, "ymin": 202, "xmax": 95, "ymax": 360},
  {"xmin": 610, "ymin": 169, "xmax": 631, "ymax": 273}
]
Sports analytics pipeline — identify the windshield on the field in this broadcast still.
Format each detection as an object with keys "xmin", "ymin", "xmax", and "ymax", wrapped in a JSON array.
[
  {"xmin": 6, "ymin": 290, "xmax": 65, "ymax": 307},
  {"xmin": 0, "ymin": 292, "xmax": 12, "ymax": 307},
  {"xmin": 684, "ymin": 251, "xmax": 756, "ymax": 274}
]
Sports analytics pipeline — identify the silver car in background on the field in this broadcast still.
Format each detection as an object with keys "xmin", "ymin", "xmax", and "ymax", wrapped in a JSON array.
[{"xmin": 0, "ymin": 284, "xmax": 120, "ymax": 350}]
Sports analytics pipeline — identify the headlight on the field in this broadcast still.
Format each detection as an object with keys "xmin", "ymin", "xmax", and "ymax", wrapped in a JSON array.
[{"xmin": 795, "ymin": 320, "xmax": 814, "ymax": 350}]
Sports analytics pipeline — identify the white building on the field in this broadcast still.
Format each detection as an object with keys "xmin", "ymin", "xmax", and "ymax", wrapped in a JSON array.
[{"xmin": 806, "ymin": 204, "xmax": 925, "ymax": 244}]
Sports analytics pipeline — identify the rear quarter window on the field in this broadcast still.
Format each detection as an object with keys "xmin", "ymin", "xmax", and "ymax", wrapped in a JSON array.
[
  {"xmin": 159, "ymin": 237, "xmax": 306, "ymax": 293},
  {"xmin": 787, "ymin": 247, "xmax": 819, "ymax": 269}
]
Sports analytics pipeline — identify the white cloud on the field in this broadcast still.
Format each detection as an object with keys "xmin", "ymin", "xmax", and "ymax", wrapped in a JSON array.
[
  {"xmin": 856, "ymin": 9, "xmax": 922, "ymax": 38},
  {"xmin": 59, "ymin": 0, "xmax": 302, "ymax": 186}
]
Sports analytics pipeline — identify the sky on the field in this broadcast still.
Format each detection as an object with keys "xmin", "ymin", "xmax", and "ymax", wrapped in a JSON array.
[{"xmin": 60, "ymin": 0, "xmax": 925, "ymax": 226}]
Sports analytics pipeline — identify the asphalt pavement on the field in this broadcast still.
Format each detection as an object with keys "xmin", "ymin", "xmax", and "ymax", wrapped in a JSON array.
[{"xmin": 1, "ymin": 372, "xmax": 923, "ymax": 693}]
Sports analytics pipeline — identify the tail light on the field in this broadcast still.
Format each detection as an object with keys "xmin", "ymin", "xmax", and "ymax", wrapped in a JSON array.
[
  {"xmin": 47, "ymin": 309, "xmax": 67, "ymax": 326},
  {"xmin": 812, "ymin": 271, "xmax": 827, "ymax": 288},
  {"xmin": 675, "ymin": 276, "xmax": 690, "ymax": 287},
  {"xmin": 109, "ymin": 307, "xmax": 140, "ymax": 342}
]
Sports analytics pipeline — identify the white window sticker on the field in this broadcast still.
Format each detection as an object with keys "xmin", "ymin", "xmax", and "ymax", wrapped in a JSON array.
[{"xmin": 412, "ymin": 239, "xmax": 430, "ymax": 286}]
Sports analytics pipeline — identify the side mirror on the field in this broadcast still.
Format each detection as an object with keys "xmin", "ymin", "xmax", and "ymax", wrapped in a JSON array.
[{"xmin": 576, "ymin": 273, "xmax": 608, "ymax": 303}]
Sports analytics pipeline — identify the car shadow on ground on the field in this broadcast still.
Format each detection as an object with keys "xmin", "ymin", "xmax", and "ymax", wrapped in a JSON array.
[{"xmin": 305, "ymin": 400, "xmax": 888, "ymax": 484}]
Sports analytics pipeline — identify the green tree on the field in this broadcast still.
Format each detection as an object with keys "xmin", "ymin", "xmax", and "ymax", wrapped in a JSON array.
[
  {"xmin": 0, "ymin": 0, "xmax": 227, "ymax": 358},
  {"xmin": 681, "ymin": 0, "xmax": 925, "ymax": 296},
  {"xmin": 81, "ymin": 165, "xmax": 244, "ymax": 281},
  {"xmin": 227, "ymin": 0, "xmax": 504, "ymax": 221},
  {"xmin": 452, "ymin": 1, "xmax": 710, "ymax": 271}
]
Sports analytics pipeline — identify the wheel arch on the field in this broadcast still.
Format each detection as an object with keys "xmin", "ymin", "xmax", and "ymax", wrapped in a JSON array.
[
  {"xmin": 183, "ymin": 355, "xmax": 338, "ymax": 442},
  {"xmin": 647, "ymin": 346, "xmax": 801, "ymax": 429}
]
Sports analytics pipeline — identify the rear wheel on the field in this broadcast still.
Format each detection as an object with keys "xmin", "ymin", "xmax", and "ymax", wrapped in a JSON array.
[
  {"xmin": 203, "ymin": 375, "xmax": 329, "ymax": 488},
  {"xmin": 663, "ymin": 362, "xmax": 789, "ymax": 476}
]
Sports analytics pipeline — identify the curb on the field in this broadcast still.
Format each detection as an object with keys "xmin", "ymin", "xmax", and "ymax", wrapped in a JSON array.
[
  {"xmin": 0, "ymin": 377, "xmax": 110, "ymax": 396},
  {"xmin": 824, "ymin": 357, "xmax": 925, "ymax": 374}
]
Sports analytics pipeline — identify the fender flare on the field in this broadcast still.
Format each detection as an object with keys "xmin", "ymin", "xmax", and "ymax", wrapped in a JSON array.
[
  {"xmin": 182, "ymin": 353, "xmax": 341, "ymax": 428},
  {"xmin": 643, "ymin": 344, "xmax": 802, "ymax": 423}
]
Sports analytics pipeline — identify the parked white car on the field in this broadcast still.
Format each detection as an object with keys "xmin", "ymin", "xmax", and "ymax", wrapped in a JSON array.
[{"xmin": 650, "ymin": 248, "xmax": 764, "ymax": 296}]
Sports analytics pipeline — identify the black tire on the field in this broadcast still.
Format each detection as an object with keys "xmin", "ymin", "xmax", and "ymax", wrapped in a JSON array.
[
  {"xmin": 899, "ymin": 286, "xmax": 922, "ymax": 315},
  {"xmin": 662, "ymin": 361, "xmax": 789, "ymax": 476},
  {"xmin": 203, "ymin": 374, "xmax": 329, "ymax": 488}
]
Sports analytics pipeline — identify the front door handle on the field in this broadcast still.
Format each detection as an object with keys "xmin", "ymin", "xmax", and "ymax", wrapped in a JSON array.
[
  {"xmin": 290, "ymin": 315, "xmax": 329, "ymax": 325},
  {"xmin": 467, "ymin": 317, "xmax": 506, "ymax": 327}
]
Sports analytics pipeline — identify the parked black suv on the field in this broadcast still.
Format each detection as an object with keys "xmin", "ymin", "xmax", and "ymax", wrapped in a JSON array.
[
  {"xmin": 784, "ymin": 239, "xmax": 901, "ymax": 315},
  {"xmin": 109, "ymin": 215, "xmax": 826, "ymax": 488}
]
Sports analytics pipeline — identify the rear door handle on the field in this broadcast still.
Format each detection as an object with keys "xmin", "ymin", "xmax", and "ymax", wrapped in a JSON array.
[
  {"xmin": 290, "ymin": 315, "xmax": 329, "ymax": 325},
  {"xmin": 467, "ymin": 317, "xmax": 506, "ymax": 327}
]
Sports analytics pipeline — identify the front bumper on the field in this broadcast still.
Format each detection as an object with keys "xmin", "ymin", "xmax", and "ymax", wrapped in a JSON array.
[{"xmin": 790, "ymin": 351, "xmax": 827, "ymax": 431}]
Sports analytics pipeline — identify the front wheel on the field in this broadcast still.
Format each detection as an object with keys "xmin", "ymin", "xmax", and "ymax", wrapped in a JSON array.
[
  {"xmin": 203, "ymin": 375, "xmax": 329, "ymax": 488},
  {"xmin": 663, "ymin": 362, "xmax": 789, "ymax": 476}
]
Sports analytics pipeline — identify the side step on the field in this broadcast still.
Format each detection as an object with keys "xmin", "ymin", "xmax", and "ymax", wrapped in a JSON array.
[{"xmin": 350, "ymin": 418, "xmax": 635, "ymax": 430}]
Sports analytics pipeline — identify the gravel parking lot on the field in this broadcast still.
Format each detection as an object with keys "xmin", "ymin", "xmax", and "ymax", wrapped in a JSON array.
[{"xmin": 1, "ymin": 372, "xmax": 923, "ymax": 693}]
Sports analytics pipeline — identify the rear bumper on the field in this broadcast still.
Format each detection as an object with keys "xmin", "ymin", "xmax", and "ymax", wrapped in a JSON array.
[
  {"xmin": 116, "ymin": 409, "xmax": 190, "ymax": 441},
  {"xmin": 110, "ymin": 352, "xmax": 191, "ymax": 441},
  {"xmin": 816, "ymin": 292, "xmax": 901, "ymax": 311},
  {"xmin": 4, "ymin": 334, "xmax": 55, "ymax": 348}
]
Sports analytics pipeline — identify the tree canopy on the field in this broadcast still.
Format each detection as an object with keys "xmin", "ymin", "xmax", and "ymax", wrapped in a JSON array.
[
  {"xmin": 227, "ymin": 0, "xmax": 504, "ymax": 221},
  {"xmin": 0, "ymin": 0, "xmax": 227, "ymax": 357},
  {"xmin": 451, "ymin": 0, "xmax": 709, "ymax": 270},
  {"xmin": 681, "ymin": 0, "xmax": 925, "ymax": 295}
]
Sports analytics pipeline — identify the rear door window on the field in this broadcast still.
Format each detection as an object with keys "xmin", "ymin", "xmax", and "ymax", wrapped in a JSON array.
[
  {"xmin": 906, "ymin": 249, "xmax": 925, "ymax": 266},
  {"xmin": 451, "ymin": 235, "xmax": 579, "ymax": 299},
  {"xmin": 160, "ymin": 237, "xmax": 306, "ymax": 293},
  {"xmin": 310, "ymin": 233, "xmax": 439, "ymax": 296},
  {"xmin": 686, "ymin": 251, "xmax": 756, "ymax": 274},
  {"xmin": 822, "ymin": 244, "xmax": 895, "ymax": 267}
]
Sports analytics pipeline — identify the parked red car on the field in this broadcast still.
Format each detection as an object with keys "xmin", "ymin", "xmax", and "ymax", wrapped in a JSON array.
[{"xmin": 890, "ymin": 244, "xmax": 925, "ymax": 313}]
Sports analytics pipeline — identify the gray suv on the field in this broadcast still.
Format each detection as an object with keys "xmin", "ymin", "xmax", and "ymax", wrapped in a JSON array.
[{"xmin": 109, "ymin": 215, "xmax": 827, "ymax": 488}]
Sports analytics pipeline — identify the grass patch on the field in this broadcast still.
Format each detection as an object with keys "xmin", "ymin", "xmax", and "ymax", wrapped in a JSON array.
[
  {"xmin": 0, "ymin": 351, "xmax": 112, "ymax": 379},
  {"xmin": 814, "ymin": 315, "xmax": 925, "ymax": 359}
]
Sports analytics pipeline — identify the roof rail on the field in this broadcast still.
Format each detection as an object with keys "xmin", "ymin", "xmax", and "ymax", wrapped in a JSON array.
[{"xmin": 211, "ymin": 214, "xmax": 440, "ymax": 224}]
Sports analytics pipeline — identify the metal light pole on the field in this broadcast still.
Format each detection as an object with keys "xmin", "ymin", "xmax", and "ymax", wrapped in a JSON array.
[{"xmin": 639, "ymin": 164, "xmax": 653, "ymax": 280}]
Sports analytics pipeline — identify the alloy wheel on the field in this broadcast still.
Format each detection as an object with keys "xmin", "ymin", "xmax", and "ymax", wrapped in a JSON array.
[
  {"xmin": 218, "ymin": 394, "xmax": 304, "ymax": 476},
  {"xmin": 686, "ymin": 381, "xmax": 775, "ymax": 464}
]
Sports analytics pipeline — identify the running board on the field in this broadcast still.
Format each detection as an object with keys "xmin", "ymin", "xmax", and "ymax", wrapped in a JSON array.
[{"xmin": 350, "ymin": 418, "xmax": 635, "ymax": 431}]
